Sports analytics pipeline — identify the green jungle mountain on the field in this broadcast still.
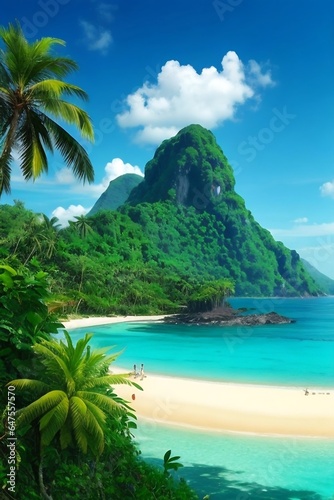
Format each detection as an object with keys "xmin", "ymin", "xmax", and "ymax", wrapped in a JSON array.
[
  {"xmin": 119, "ymin": 124, "xmax": 321, "ymax": 297},
  {"xmin": 88, "ymin": 173, "xmax": 143, "ymax": 215}
]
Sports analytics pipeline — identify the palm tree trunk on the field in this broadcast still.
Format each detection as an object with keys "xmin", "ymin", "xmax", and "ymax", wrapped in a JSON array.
[
  {"xmin": 75, "ymin": 297, "xmax": 83, "ymax": 314},
  {"xmin": 38, "ymin": 455, "xmax": 53, "ymax": 500},
  {"xmin": 13, "ymin": 234, "xmax": 23, "ymax": 255},
  {"xmin": 23, "ymin": 244, "xmax": 37, "ymax": 265}
]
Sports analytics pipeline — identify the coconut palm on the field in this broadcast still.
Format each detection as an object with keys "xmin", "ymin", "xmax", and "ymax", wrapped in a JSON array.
[
  {"xmin": 187, "ymin": 278, "xmax": 235, "ymax": 312},
  {"xmin": 71, "ymin": 214, "xmax": 94, "ymax": 238},
  {"xmin": 9, "ymin": 331, "xmax": 140, "ymax": 498},
  {"xmin": 10, "ymin": 331, "xmax": 139, "ymax": 455},
  {"xmin": 0, "ymin": 22, "xmax": 94, "ymax": 195},
  {"xmin": 40, "ymin": 214, "xmax": 61, "ymax": 259},
  {"xmin": 216, "ymin": 278, "xmax": 235, "ymax": 306}
]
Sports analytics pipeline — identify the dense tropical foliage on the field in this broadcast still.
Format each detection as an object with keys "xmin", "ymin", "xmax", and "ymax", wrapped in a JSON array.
[
  {"xmin": 0, "ymin": 265, "xmax": 200, "ymax": 499},
  {"xmin": 0, "ymin": 263, "xmax": 62, "ymax": 391},
  {"xmin": 0, "ymin": 191, "xmax": 323, "ymax": 320},
  {"xmin": 0, "ymin": 22, "xmax": 94, "ymax": 195},
  {"xmin": 0, "ymin": 201, "xmax": 241, "ymax": 316}
]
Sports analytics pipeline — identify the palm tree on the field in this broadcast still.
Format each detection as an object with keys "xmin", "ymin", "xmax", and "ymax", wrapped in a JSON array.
[
  {"xmin": 41, "ymin": 214, "xmax": 61, "ymax": 233},
  {"xmin": 40, "ymin": 214, "xmax": 61, "ymax": 259},
  {"xmin": 9, "ymin": 331, "xmax": 140, "ymax": 498},
  {"xmin": 71, "ymin": 214, "xmax": 94, "ymax": 238},
  {"xmin": 0, "ymin": 22, "xmax": 94, "ymax": 195},
  {"xmin": 218, "ymin": 278, "xmax": 235, "ymax": 306},
  {"xmin": 187, "ymin": 278, "xmax": 235, "ymax": 312}
]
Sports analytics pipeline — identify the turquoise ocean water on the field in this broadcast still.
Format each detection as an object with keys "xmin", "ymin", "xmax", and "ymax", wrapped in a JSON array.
[{"xmin": 68, "ymin": 297, "xmax": 334, "ymax": 499}]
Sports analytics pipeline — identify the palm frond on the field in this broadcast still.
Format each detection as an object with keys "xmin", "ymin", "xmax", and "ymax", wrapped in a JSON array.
[
  {"xmin": 33, "ymin": 342, "xmax": 75, "ymax": 393},
  {"xmin": 27, "ymin": 56, "xmax": 79, "ymax": 81},
  {"xmin": 0, "ymin": 23, "xmax": 29, "ymax": 84},
  {"xmin": 39, "ymin": 395, "xmax": 69, "ymax": 446},
  {"xmin": 68, "ymin": 332, "xmax": 93, "ymax": 366},
  {"xmin": 41, "ymin": 99, "xmax": 94, "ymax": 140},
  {"xmin": 7, "ymin": 379, "xmax": 51, "ymax": 394},
  {"xmin": 16, "ymin": 390, "xmax": 67, "ymax": 428},
  {"xmin": 59, "ymin": 416, "xmax": 73, "ymax": 450},
  {"xmin": 30, "ymin": 79, "xmax": 89, "ymax": 101},
  {"xmin": 84, "ymin": 400, "xmax": 106, "ymax": 428},
  {"xmin": 0, "ymin": 61, "xmax": 11, "ymax": 89},
  {"xmin": 81, "ymin": 373, "xmax": 142, "ymax": 391},
  {"xmin": 0, "ymin": 149, "xmax": 12, "ymax": 195},
  {"xmin": 0, "ymin": 24, "xmax": 70, "ymax": 86},
  {"xmin": 69, "ymin": 396, "xmax": 88, "ymax": 454},
  {"xmin": 84, "ymin": 404, "xmax": 105, "ymax": 455},
  {"xmin": 41, "ymin": 115, "xmax": 94, "ymax": 183},
  {"xmin": 77, "ymin": 391, "xmax": 124, "ymax": 416},
  {"xmin": 0, "ymin": 96, "xmax": 12, "ymax": 137},
  {"xmin": 15, "ymin": 107, "xmax": 55, "ymax": 180}
]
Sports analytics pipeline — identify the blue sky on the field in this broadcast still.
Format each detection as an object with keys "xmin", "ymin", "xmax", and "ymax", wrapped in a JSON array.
[{"xmin": 1, "ymin": 0, "xmax": 334, "ymax": 278}]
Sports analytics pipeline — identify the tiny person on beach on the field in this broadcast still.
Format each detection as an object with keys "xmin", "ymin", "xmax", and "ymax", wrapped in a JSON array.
[{"xmin": 140, "ymin": 363, "xmax": 145, "ymax": 380}]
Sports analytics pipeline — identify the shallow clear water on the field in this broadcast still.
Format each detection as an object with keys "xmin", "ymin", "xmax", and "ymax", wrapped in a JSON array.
[
  {"xmin": 133, "ymin": 422, "xmax": 334, "ymax": 500},
  {"xmin": 67, "ymin": 296, "xmax": 334, "ymax": 499},
  {"xmin": 70, "ymin": 296, "xmax": 334, "ymax": 387}
]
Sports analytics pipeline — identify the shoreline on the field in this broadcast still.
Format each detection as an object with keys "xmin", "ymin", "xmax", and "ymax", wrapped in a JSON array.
[
  {"xmin": 64, "ymin": 316, "xmax": 334, "ymax": 438},
  {"xmin": 113, "ymin": 368, "xmax": 334, "ymax": 438},
  {"xmin": 62, "ymin": 314, "xmax": 168, "ymax": 330}
]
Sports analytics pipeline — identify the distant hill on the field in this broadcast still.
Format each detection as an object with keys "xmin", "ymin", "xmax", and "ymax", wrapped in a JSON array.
[
  {"xmin": 88, "ymin": 174, "xmax": 143, "ymax": 215},
  {"xmin": 301, "ymin": 259, "xmax": 334, "ymax": 294},
  {"xmin": 119, "ymin": 124, "xmax": 322, "ymax": 297}
]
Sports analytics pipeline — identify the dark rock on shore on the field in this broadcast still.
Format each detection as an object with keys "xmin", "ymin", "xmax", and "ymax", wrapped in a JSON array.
[{"xmin": 163, "ymin": 307, "xmax": 295, "ymax": 326}]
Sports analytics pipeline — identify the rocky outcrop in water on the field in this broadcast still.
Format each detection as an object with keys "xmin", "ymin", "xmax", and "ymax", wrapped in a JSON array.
[{"xmin": 163, "ymin": 307, "xmax": 295, "ymax": 326}]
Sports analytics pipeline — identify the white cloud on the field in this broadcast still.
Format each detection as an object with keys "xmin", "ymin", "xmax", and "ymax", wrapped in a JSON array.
[
  {"xmin": 116, "ymin": 51, "xmax": 274, "ymax": 144},
  {"xmin": 52, "ymin": 205, "xmax": 91, "ymax": 227},
  {"xmin": 135, "ymin": 125, "xmax": 179, "ymax": 144},
  {"xmin": 80, "ymin": 20, "xmax": 112, "ymax": 54},
  {"xmin": 55, "ymin": 168, "xmax": 76, "ymax": 185},
  {"xmin": 270, "ymin": 222, "xmax": 334, "ymax": 238},
  {"xmin": 101, "ymin": 158, "xmax": 144, "ymax": 184},
  {"xmin": 248, "ymin": 60, "xmax": 274, "ymax": 87},
  {"xmin": 320, "ymin": 180, "xmax": 334, "ymax": 198},
  {"xmin": 293, "ymin": 217, "xmax": 308, "ymax": 224}
]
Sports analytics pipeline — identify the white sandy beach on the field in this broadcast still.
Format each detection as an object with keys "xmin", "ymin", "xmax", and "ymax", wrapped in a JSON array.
[
  {"xmin": 64, "ymin": 316, "xmax": 334, "ymax": 438},
  {"xmin": 63, "ymin": 315, "xmax": 168, "ymax": 329}
]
